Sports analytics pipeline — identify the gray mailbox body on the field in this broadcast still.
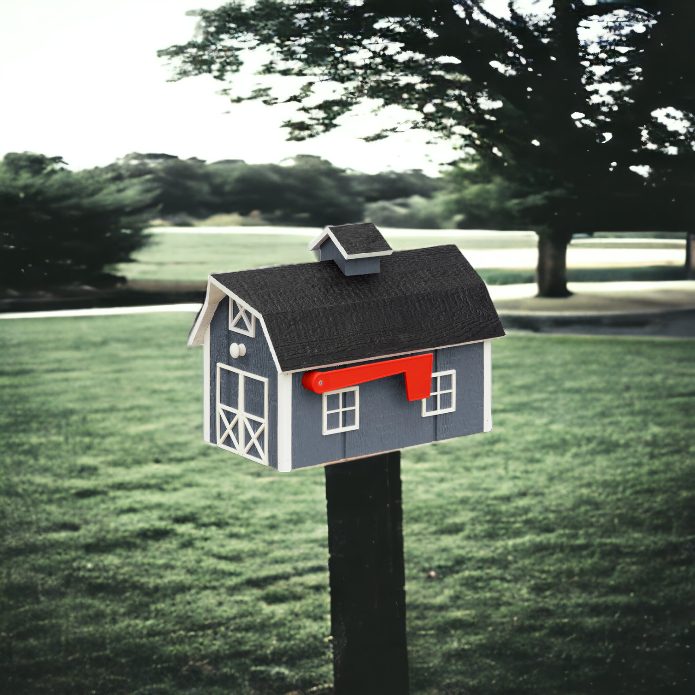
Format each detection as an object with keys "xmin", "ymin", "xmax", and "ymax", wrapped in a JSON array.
[{"xmin": 188, "ymin": 223, "xmax": 504, "ymax": 471}]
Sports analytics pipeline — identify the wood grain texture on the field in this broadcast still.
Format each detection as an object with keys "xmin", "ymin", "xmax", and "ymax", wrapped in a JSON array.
[
  {"xmin": 291, "ymin": 344, "xmax": 485, "ymax": 469},
  {"xmin": 436, "ymin": 342, "xmax": 484, "ymax": 441},
  {"xmin": 325, "ymin": 452, "xmax": 409, "ymax": 695}
]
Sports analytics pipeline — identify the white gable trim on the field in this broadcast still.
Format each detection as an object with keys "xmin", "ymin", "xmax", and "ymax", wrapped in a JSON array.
[
  {"xmin": 308, "ymin": 227, "xmax": 393, "ymax": 260},
  {"xmin": 203, "ymin": 325, "xmax": 211, "ymax": 442},
  {"xmin": 483, "ymin": 339, "xmax": 492, "ymax": 432},
  {"xmin": 188, "ymin": 277, "xmax": 283, "ymax": 374},
  {"xmin": 277, "ymin": 372, "xmax": 293, "ymax": 472}
]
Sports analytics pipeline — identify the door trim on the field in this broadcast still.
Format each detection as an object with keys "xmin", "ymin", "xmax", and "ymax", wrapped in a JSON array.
[{"xmin": 216, "ymin": 363, "xmax": 269, "ymax": 465}]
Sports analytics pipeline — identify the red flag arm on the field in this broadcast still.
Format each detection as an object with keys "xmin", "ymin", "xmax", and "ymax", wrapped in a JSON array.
[{"xmin": 302, "ymin": 353, "xmax": 433, "ymax": 401}]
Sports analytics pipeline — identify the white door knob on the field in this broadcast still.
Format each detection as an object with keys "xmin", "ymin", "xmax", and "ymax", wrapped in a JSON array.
[{"xmin": 229, "ymin": 343, "xmax": 246, "ymax": 359}]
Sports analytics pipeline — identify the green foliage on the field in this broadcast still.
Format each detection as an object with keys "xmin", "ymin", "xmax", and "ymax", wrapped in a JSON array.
[
  {"xmin": 160, "ymin": 1, "xmax": 695, "ymax": 294},
  {"xmin": 352, "ymin": 169, "xmax": 444, "ymax": 203},
  {"xmin": 192, "ymin": 212, "xmax": 268, "ymax": 227},
  {"xmin": 210, "ymin": 155, "xmax": 364, "ymax": 226},
  {"xmin": 109, "ymin": 153, "xmax": 443, "ymax": 227},
  {"xmin": 1, "ymin": 315, "xmax": 693, "ymax": 693},
  {"xmin": 107, "ymin": 153, "xmax": 215, "ymax": 218},
  {"xmin": 366, "ymin": 194, "xmax": 453, "ymax": 229},
  {"xmin": 0, "ymin": 152, "xmax": 155, "ymax": 290}
]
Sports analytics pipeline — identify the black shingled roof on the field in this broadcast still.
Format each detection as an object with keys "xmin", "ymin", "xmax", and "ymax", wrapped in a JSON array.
[
  {"xmin": 209, "ymin": 245, "xmax": 504, "ymax": 371},
  {"xmin": 326, "ymin": 222, "xmax": 392, "ymax": 256}
]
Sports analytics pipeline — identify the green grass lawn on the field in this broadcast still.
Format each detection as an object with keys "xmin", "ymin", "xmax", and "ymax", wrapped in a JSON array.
[
  {"xmin": 119, "ymin": 231, "xmax": 528, "ymax": 284},
  {"xmin": 1, "ymin": 315, "xmax": 694, "ymax": 694},
  {"xmin": 118, "ymin": 231, "xmax": 685, "ymax": 287}
]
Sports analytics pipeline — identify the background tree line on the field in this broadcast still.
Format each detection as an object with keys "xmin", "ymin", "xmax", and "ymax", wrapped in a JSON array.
[
  {"xmin": 161, "ymin": 0, "xmax": 694, "ymax": 297},
  {"xmin": 1, "ymin": 150, "xmax": 461, "ymax": 291},
  {"xmin": 106, "ymin": 152, "xmax": 446, "ymax": 228}
]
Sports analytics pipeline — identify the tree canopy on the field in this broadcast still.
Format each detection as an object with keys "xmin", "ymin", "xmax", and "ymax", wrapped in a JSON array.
[
  {"xmin": 0, "ymin": 153, "xmax": 155, "ymax": 290},
  {"xmin": 107, "ymin": 152, "xmax": 442, "ymax": 227},
  {"xmin": 161, "ymin": 0, "xmax": 694, "ymax": 296}
]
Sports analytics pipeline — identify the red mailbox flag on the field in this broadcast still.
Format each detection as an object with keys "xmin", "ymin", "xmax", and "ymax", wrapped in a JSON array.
[{"xmin": 302, "ymin": 353, "xmax": 433, "ymax": 401}]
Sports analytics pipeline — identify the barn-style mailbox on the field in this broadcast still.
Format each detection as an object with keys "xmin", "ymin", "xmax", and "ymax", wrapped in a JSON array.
[{"xmin": 188, "ymin": 222, "xmax": 505, "ymax": 471}]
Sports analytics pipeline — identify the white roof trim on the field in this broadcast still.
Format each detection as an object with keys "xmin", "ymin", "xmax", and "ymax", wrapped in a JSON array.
[
  {"xmin": 187, "ymin": 277, "xmax": 283, "ymax": 373},
  {"xmin": 308, "ymin": 227, "xmax": 393, "ymax": 260},
  {"xmin": 281, "ymin": 335, "xmax": 505, "ymax": 374},
  {"xmin": 189, "ymin": 276, "xmax": 503, "ymax": 376}
]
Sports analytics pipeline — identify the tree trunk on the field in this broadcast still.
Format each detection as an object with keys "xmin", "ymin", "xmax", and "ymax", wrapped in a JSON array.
[
  {"xmin": 686, "ymin": 232, "xmax": 695, "ymax": 279},
  {"xmin": 536, "ymin": 233, "xmax": 572, "ymax": 297}
]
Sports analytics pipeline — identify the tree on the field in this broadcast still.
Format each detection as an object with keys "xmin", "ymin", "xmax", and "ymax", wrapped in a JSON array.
[
  {"xmin": 161, "ymin": 0, "xmax": 694, "ymax": 296},
  {"xmin": 108, "ymin": 153, "xmax": 214, "ymax": 219},
  {"xmin": 351, "ymin": 169, "xmax": 443, "ymax": 203},
  {"xmin": 0, "ymin": 153, "xmax": 155, "ymax": 290},
  {"xmin": 212, "ymin": 155, "xmax": 365, "ymax": 225}
]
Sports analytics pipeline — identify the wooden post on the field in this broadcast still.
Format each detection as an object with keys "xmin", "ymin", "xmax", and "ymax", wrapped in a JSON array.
[
  {"xmin": 686, "ymin": 232, "xmax": 695, "ymax": 279},
  {"xmin": 324, "ymin": 451, "xmax": 409, "ymax": 695}
]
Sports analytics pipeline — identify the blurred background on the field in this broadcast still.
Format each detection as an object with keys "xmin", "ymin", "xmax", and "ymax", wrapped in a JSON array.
[{"xmin": 1, "ymin": 1, "xmax": 693, "ymax": 693}]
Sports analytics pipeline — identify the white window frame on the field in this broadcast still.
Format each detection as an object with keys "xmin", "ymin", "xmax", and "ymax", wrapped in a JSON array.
[
  {"xmin": 229, "ymin": 298, "xmax": 256, "ymax": 337},
  {"xmin": 322, "ymin": 387, "xmax": 360, "ymax": 435},
  {"xmin": 422, "ymin": 369, "xmax": 456, "ymax": 417}
]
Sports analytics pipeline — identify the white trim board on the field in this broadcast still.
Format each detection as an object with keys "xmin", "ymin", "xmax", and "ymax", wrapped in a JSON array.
[
  {"xmin": 276, "ymin": 372, "xmax": 293, "ymax": 472},
  {"xmin": 215, "ymin": 363, "xmax": 269, "ymax": 465},
  {"xmin": 282, "ymin": 335, "xmax": 504, "ymax": 374},
  {"xmin": 188, "ymin": 277, "xmax": 284, "ymax": 374},
  {"xmin": 203, "ymin": 325, "xmax": 211, "ymax": 442},
  {"xmin": 483, "ymin": 340, "xmax": 492, "ymax": 432}
]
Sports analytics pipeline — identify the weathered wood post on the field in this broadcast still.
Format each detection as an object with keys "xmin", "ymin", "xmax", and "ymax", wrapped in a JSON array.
[{"xmin": 325, "ymin": 451, "xmax": 409, "ymax": 695}]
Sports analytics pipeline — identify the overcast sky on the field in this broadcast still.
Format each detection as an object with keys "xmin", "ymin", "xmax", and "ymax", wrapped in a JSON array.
[{"xmin": 0, "ymin": 0, "xmax": 462, "ymax": 174}]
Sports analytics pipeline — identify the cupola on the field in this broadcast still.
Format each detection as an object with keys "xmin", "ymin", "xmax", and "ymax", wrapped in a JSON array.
[{"xmin": 309, "ymin": 222, "xmax": 393, "ymax": 276}]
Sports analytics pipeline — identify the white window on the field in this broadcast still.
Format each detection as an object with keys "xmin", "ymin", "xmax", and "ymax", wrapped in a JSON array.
[
  {"xmin": 322, "ymin": 387, "xmax": 360, "ymax": 435},
  {"xmin": 229, "ymin": 298, "xmax": 255, "ymax": 337},
  {"xmin": 422, "ymin": 370, "xmax": 456, "ymax": 417}
]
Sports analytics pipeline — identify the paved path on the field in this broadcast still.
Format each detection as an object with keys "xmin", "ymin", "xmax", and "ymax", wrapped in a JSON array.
[
  {"xmin": 3, "ymin": 280, "xmax": 693, "ymax": 323},
  {"xmin": 0, "ymin": 304, "xmax": 202, "ymax": 320}
]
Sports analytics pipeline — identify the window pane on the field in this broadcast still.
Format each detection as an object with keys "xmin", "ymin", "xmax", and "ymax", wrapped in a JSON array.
[
  {"xmin": 343, "ymin": 409, "xmax": 356, "ymax": 428},
  {"xmin": 439, "ymin": 373, "xmax": 453, "ymax": 391},
  {"xmin": 425, "ymin": 396, "xmax": 436, "ymax": 413},
  {"xmin": 439, "ymin": 391, "xmax": 453, "ymax": 411},
  {"xmin": 327, "ymin": 412, "xmax": 341, "ymax": 431},
  {"xmin": 326, "ymin": 393, "xmax": 340, "ymax": 411},
  {"xmin": 343, "ymin": 389, "xmax": 355, "ymax": 408}
]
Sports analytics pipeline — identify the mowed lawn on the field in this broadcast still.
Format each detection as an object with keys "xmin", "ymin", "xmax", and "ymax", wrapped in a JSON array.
[
  {"xmin": 1, "ymin": 315, "xmax": 694, "ymax": 694},
  {"xmin": 119, "ymin": 231, "xmax": 525, "ymax": 284},
  {"xmin": 118, "ymin": 230, "xmax": 685, "ymax": 286}
]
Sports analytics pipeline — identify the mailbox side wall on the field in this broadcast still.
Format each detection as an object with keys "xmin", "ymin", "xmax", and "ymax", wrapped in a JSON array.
[
  {"xmin": 290, "ymin": 342, "xmax": 486, "ymax": 469},
  {"xmin": 207, "ymin": 297, "xmax": 279, "ymax": 469}
]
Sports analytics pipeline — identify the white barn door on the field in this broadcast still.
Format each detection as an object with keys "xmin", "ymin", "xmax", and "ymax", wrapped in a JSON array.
[{"xmin": 216, "ymin": 364, "xmax": 269, "ymax": 465}]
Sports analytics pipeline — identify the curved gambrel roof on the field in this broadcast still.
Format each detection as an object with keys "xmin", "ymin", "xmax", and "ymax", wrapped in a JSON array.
[{"xmin": 189, "ymin": 245, "xmax": 505, "ymax": 372}]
